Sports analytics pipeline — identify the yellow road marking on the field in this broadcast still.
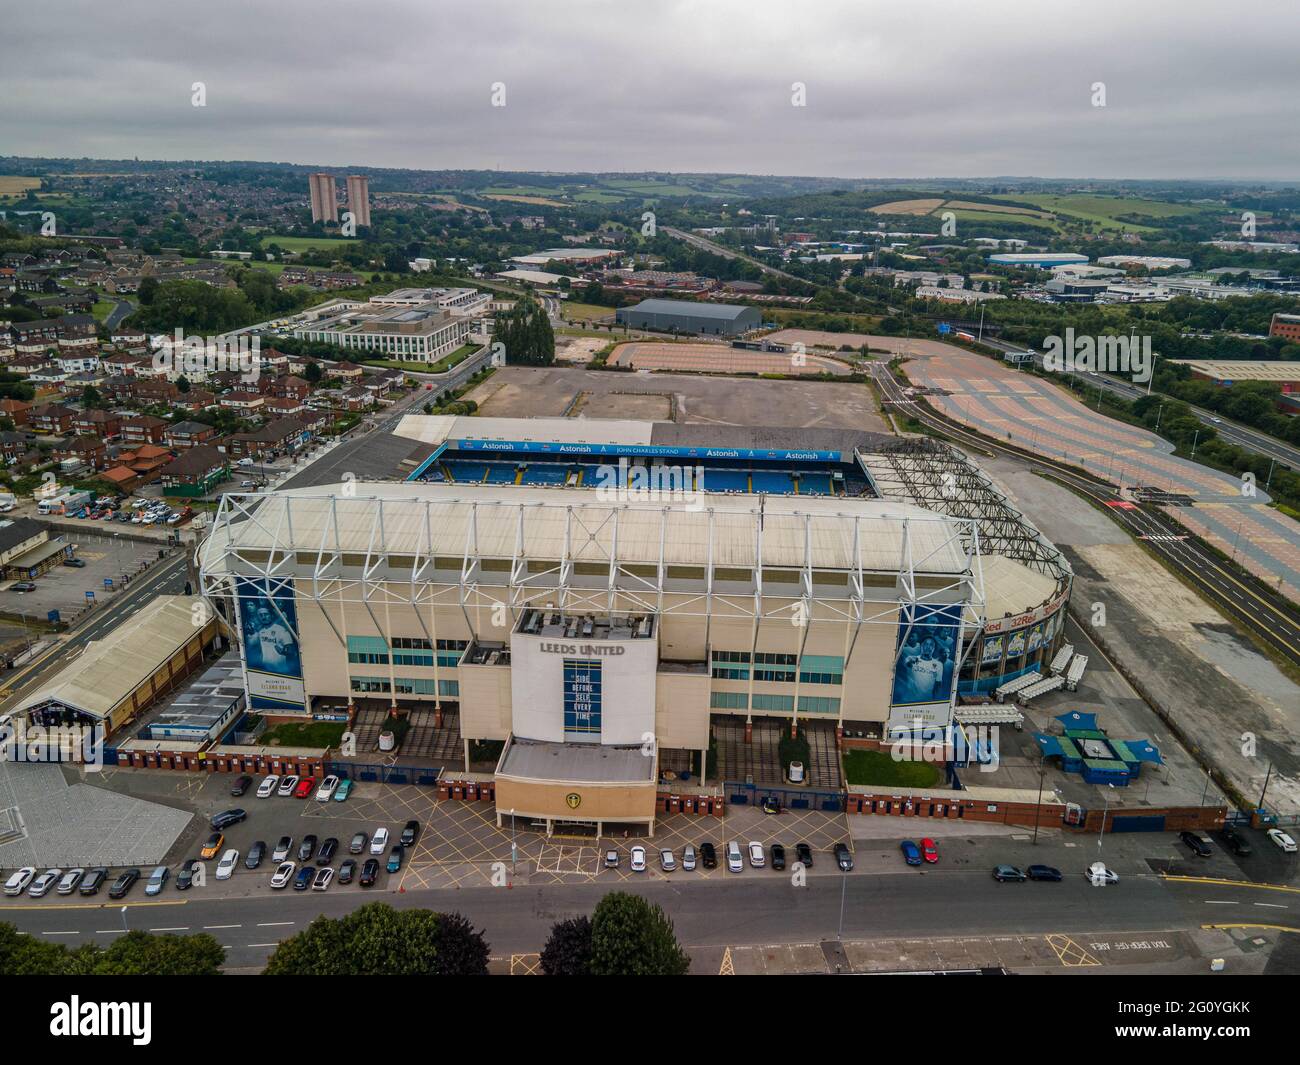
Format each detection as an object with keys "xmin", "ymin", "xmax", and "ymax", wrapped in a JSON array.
[
  {"xmin": 1203, "ymin": 923, "xmax": 1300, "ymax": 933},
  {"xmin": 1045, "ymin": 933, "xmax": 1101, "ymax": 967},
  {"xmin": 1161, "ymin": 873, "xmax": 1300, "ymax": 895}
]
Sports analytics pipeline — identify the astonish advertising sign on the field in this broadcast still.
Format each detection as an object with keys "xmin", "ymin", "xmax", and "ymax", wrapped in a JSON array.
[{"xmin": 453, "ymin": 439, "xmax": 841, "ymax": 463}]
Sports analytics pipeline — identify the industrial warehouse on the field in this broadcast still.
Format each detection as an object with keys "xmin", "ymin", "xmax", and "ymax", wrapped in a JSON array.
[{"xmin": 197, "ymin": 415, "xmax": 1071, "ymax": 833}]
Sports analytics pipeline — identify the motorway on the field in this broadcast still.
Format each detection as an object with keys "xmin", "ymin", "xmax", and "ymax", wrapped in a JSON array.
[
  {"xmin": 663, "ymin": 225, "xmax": 812, "ymax": 287},
  {"xmin": 868, "ymin": 359, "xmax": 1300, "ymax": 669}
]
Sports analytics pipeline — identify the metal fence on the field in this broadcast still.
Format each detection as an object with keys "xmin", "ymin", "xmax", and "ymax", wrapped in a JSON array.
[
  {"xmin": 326, "ymin": 760, "xmax": 443, "ymax": 787},
  {"xmin": 725, "ymin": 780, "xmax": 843, "ymax": 812}
]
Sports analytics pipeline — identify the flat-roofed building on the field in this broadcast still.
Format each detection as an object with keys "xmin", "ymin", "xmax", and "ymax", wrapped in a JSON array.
[
  {"xmin": 616, "ymin": 297, "xmax": 762, "ymax": 336},
  {"xmin": 345, "ymin": 174, "xmax": 371, "ymax": 228},
  {"xmin": 308, "ymin": 172, "xmax": 337, "ymax": 224}
]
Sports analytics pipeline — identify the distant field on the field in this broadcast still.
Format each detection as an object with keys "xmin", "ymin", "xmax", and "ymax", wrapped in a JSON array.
[
  {"xmin": 943, "ymin": 199, "xmax": 1051, "ymax": 218},
  {"xmin": 946, "ymin": 208, "xmax": 1058, "ymax": 230},
  {"xmin": 0, "ymin": 176, "xmax": 41, "ymax": 195},
  {"xmin": 987, "ymin": 193, "xmax": 1200, "ymax": 231},
  {"xmin": 261, "ymin": 235, "xmax": 357, "ymax": 252},
  {"xmin": 870, "ymin": 197, "xmax": 944, "ymax": 216}
]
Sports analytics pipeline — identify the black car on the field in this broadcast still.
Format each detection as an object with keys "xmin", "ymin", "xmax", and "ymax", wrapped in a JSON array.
[
  {"xmin": 349, "ymin": 831, "xmax": 368, "ymax": 855},
  {"xmin": 833, "ymin": 842, "xmax": 854, "ymax": 872},
  {"xmin": 230, "ymin": 775, "xmax": 253, "ymax": 797},
  {"xmin": 400, "ymin": 820, "xmax": 420, "ymax": 847},
  {"xmin": 770, "ymin": 843, "xmax": 786, "ymax": 871},
  {"xmin": 175, "ymin": 860, "xmax": 202, "ymax": 890},
  {"xmin": 298, "ymin": 835, "xmax": 318, "ymax": 862},
  {"xmin": 1027, "ymin": 864, "xmax": 1062, "ymax": 881},
  {"xmin": 338, "ymin": 859, "xmax": 357, "ymax": 884},
  {"xmin": 1222, "ymin": 826, "xmax": 1252, "ymax": 857},
  {"xmin": 1180, "ymin": 830, "xmax": 1212, "ymax": 857},
  {"xmin": 359, "ymin": 858, "xmax": 380, "ymax": 886},
  {"xmin": 210, "ymin": 808, "xmax": 247, "ymax": 830},
  {"xmin": 795, "ymin": 842, "xmax": 813, "ymax": 868},
  {"xmin": 78, "ymin": 867, "xmax": 109, "ymax": 896},
  {"xmin": 317, "ymin": 837, "xmax": 339, "ymax": 866},
  {"xmin": 699, "ymin": 842, "xmax": 717, "ymax": 869},
  {"xmin": 293, "ymin": 867, "xmax": 314, "ymax": 891},
  {"xmin": 62, "ymin": 558, "xmax": 87, "ymax": 568},
  {"xmin": 108, "ymin": 868, "xmax": 141, "ymax": 899},
  {"xmin": 245, "ymin": 841, "xmax": 267, "ymax": 870}
]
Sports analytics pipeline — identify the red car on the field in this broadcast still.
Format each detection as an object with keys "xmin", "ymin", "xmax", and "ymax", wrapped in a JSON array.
[
  {"xmin": 920, "ymin": 838, "xmax": 939, "ymax": 863},
  {"xmin": 294, "ymin": 777, "xmax": 317, "ymax": 799}
]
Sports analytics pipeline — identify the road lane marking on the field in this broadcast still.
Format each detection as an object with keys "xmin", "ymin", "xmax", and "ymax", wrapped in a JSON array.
[
  {"xmin": 204, "ymin": 924, "xmax": 241, "ymax": 929},
  {"xmin": 256, "ymin": 921, "xmax": 293, "ymax": 927}
]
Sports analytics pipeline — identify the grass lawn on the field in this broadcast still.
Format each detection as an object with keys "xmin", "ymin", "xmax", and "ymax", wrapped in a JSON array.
[
  {"xmin": 90, "ymin": 299, "xmax": 116, "ymax": 321},
  {"xmin": 365, "ymin": 343, "xmax": 481, "ymax": 374},
  {"xmin": 261, "ymin": 720, "xmax": 348, "ymax": 749},
  {"xmin": 261, "ymin": 235, "xmax": 358, "ymax": 253},
  {"xmin": 842, "ymin": 748, "xmax": 943, "ymax": 789},
  {"xmin": 561, "ymin": 301, "xmax": 617, "ymax": 322}
]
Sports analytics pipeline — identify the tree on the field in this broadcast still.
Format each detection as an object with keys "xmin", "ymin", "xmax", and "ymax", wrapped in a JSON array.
[
  {"xmin": 74, "ymin": 930, "xmax": 224, "ymax": 975},
  {"xmin": 136, "ymin": 276, "xmax": 159, "ymax": 305},
  {"xmin": 540, "ymin": 915, "xmax": 593, "ymax": 975},
  {"xmin": 303, "ymin": 360, "xmax": 323, "ymax": 384},
  {"xmin": 588, "ymin": 892, "xmax": 690, "ymax": 976}
]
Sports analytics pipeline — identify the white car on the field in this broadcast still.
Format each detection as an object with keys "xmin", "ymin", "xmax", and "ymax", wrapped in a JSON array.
[
  {"xmin": 315, "ymin": 775, "xmax": 339, "ymax": 802},
  {"xmin": 1267, "ymin": 828, "xmax": 1298, "ymax": 853},
  {"xmin": 56, "ymin": 868, "xmax": 85, "ymax": 895},
  {"xmin": 1085, "ymin": 862, "xmax": 1119, "ymax": 885},
  {"xmin": 256, "ymin": 774, "xmax": 279, "ymax": 798},
  {"xmin": 28, "ymin": 869, "xmax": 62, "ymax": 898},
  {"xmin": 270, "ymin": 861, "xmax": 296, "ymax": 889},
  {"xmin": 748, "ymin": 841, "xmax": 766, "ymax": 868},
  {"xmin": 277, "ymin": 775, "xmax": 299, "ymax": 797},
  {"xmin": 312, "ymin": 867, "xmax": 334, "ymax": 892},
  {"xmin": 215, "ymin": 849, "xmax": 240, "ymax": 880},
  {"xmin": 682, "ymin": 845, "xmax": 697, "ymax": 872},
  {"xmin": 370, "ymin": 827, "xmax": 390, "ymax": 854},
  {"xmin": 630, "ymin": 845, "xmax": 647, "ymax": 872},
  {"xmin": 4, "ymin": 867, "xmax": 36, "ymax": 896},
  {"xmin": 788, "ymin": 761, "xmax": 805, "ymax": 784},
  {"xmin": 659, "ymin": 848, "xmax": 676, "ymax": 872},
  {"xmin": 726, "ymin": 841, "xmax": 744, "ymax": 873}
]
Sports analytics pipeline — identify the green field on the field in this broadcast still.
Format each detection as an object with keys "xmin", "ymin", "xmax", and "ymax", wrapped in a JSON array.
[
  {"xmin": 261, "ymin": 235, "xmax": 358, "ymax": 253},
  {"xmin": 364, "ymin": 343, "xmax": 482, "ymax": 375},
  {"xmin": 987, "ymin": 193, "xmax": 1201, "ymax": 232},
  {"xmin": 842, "ymin": 748, "xmax": 943, "ymax": 789}
]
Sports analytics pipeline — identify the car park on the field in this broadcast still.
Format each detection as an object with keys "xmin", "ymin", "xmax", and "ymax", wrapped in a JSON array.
[
  {"xmin": 79, "ymin": 868, "xmax": 108, "ymax": 896},
  {"xmin": 318, "ymin": 838, "xmax": 338, "ymax": 865},
  {"xmin": 176, "ymin": 860, "xmax": 202, "ymax": 890},
  {"xmin": 370, "ymin": 827, "xmax": 390, "ymax": 854},
  {"xmin": 215, "ymin": 850, "xmax": 240, "ymax": 880},
  {"xmin": 56, "ymin": 868, "xmax": 85, "ymax": 895},
  {"xmin": 386, "ymin": 846, "xmax": 404, "ymax": 873},
  {"xmin": 257, "ymin": 774, "xmax": 279, "ymax": 798},
  {"xmin": 297, "ymin": 835, "xmax": 318, "ymax": 862},
  {"xmin": 630, "ymin": 845, "xmax": 647, "ymax": 872},
  {"xmin": 359, "ymin": 858, "xmax": 380, "ymax": 886},
  {"xmin": 277, "ymin": 775, "xmax": 299, "ymax": 797},
  {"xmin": 726, "ymin": 841, "xmax": 744, "ymax": 873},
  {"xmin": 293, "ymin": 867, "xmax": 314, "ymax": 891},
  {"xmin": 7, "ymin": 867, "xmax": 38, "ymax": 896},
  {"xmin": 604, "ymin": 850, "xmax": 620, "ymax": 869},
  {"xmin": 1222, "ymin": 826, "xmax": 1252, "ymax": 857},
  {"xmin": 293, "ymin": 777, "xmax": 316, "ymax": 799},
  {"xmin": 993, "ymin": 864, "xmax": 1026, "ymax": 882},
  {"xmin": 920, "ymin": 838, "xmax": 939, "ymax": 863},
  {"xmin": 333, "ymin": 778, "xmax": 353, "ymax": 802},
  {"xmin": 1179, "ymin": 830, "xmax": 1212, "ymax": 857},
  {"xmin": 210, "ymin": 808, "xmax": 246, "ymax": 830},
  {"xmin": 144, "ymin": 866, "xmax": 170, "ymax": 896},
  {"xmin": 1267, "ymin": 829, "xmax": 1297, "ymax": 853},
  {"xmin": 108, "ymin": 869, "xmax": 140, "ymax": 898},
  {"xmin": 230, "ymin": 775, "xmax": 253, "ymax": 797},
  {"xmin": 349, "ymin": 831, "xmax": 368, "ymax": 854},
  {"xmin": 659, "ymin": 848, "xmax": 677, "ymax": 872},
  {"xmin": 1086, "ymin": 862, "xmax": 1119, "ymax": 885},
  {"xmin": 200, "ymin": 833, "xmax": 224, "ymax": 859},
  {"xmin": 833, "ymin": 843, "xmax": 854, "ymax": 872},
  {"xmin": 315, "ymin": 775, "xmax": 339, "ymax": 801},
  {"xmin": 245, "ymin": 841, "xmax": 267, "ymax": 869},
  {"xmin": 272, "ymin": 836, "xmax": 293, "ymax": 862},
  {"xmin": 312, "ymin": 867, "xmax": 334, "ymax": 891},
  {"xmin": 270, "ymin": 861, "xmax": 296, "ymax": 889},
  {"xmin": 770, "ymin": 843, "xmax": 786, "ymax": 871},
  {"xmin": 747, "ymin": 841, "xmax": 765, "ymax": 868},
  {"xmin": 682, "ymin": 845, "xmax": 697, "ymax": 872},
  {"xmin": 900, "ymin": 840, "xmax": 922, "ymax": 866},
  {"xmin": 1027, "ymin": 865, "xmax": 1062, "ymax": 881},
  {"xmin": 795, "ymin": 843, "xmax": 813, "ymax": 868},
  {"xmin": 699, "ymin": 842, "xmax": 717, "ymax": 869},
  {"xmin": 400, "ymin": 820, "xmax": 420, "ymax": 847}
]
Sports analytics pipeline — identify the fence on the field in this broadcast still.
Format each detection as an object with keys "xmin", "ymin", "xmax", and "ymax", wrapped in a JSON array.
[
  {"xmin": 327, "ymin": 759, "xmax": 443, "ymax": 787},
  {"xmin": 725, "ymin": 780, "xmax": 843, "ymax": 812}
]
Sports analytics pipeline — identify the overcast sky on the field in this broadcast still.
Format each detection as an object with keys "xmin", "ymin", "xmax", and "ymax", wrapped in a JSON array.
[{"xmin": 3, "ymin": 0, "xmax": 1297, "ymax": 180}]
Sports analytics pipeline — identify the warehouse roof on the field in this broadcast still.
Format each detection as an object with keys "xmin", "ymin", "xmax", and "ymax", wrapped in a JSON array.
[
  {"xmin": 1170, "ymin": 359, "xmax": 1300, "ymax": 382},
  {"xmin": 621, "ymin": 298, "xmax": 757, "ymax": 321}
]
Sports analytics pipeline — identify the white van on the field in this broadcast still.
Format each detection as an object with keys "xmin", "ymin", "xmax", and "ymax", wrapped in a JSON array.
[{"xmin": 726, "ymin": 841, "xmax": 744, "ymax": 873}]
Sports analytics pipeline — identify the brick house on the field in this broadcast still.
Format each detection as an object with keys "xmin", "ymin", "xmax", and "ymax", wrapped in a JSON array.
[{"xmin": 119, "ymin": 414, "xmax": 169, "ymax": 445}]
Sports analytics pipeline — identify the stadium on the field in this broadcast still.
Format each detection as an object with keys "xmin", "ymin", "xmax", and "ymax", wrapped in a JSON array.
[{"xmin": 198, "ymin": 416, "xmax": 1071, "ymax": 833}]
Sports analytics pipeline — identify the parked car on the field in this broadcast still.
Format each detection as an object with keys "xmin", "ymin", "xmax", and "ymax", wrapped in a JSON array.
[
  {"xmin": 795, "ymin": 843, "xmax": 813, "ymax": 869},
  {"xmin": 604, "ymin": 850, "xmax": 620, "ymax": 869},
  {"xmin": 699, "ymin": 842, "xmax": 717, "ymax": 869},
  {"xmin": 56, "ymin": 868, "xmax": 85, "ymax": 895},
  {"xmin": 1267, "ymin": 828, "xmax": 1297, "ymax": 853},
  {"xmin": 245, "ymin": 841, "xmax": 267, "ymax": 869},
  {"xmin": 726, "ymin": 841, "xmax": 744, "ymax": 873},
  {"xmin": 293, "ymin": 777, "xmax": 316, "ymax": 799},
  {"xmin": 333, "ymin": 778, "xmax": 353, "ymax": 802},
  {"xmin": 920, "ymin": 838, "xmax": 939, "ymax": 864},
  {"xmin": 770, "ymin": 843, "xmax": 786, "ymax": 871},
  {"xmin": 993, "ymin": 865, "xmax": 1027, "ymax": 882},
  {"xmin": 900, "ymin": 840, "xmax": 923, "ymax": 866},
  {"xmin": 312, "ymin": 867, "xmax": 334, "ymax": 892},
  {"xmin": 788, "ymin": 761, "xmax": 805, "ymax": 784},
  {"xmin": 293, "ymin": 867, "xmax": 314, "ymax": 891},
  {"xmin": 682, "ymin": 845, "xmax": 697, "ymax": 872},
  {"xmin": 10, "ymin": 582, "xmax": 36, "ymax": 593},
  {"xmin": 349, "ymin": 831, "xmax": 368, "ymax": 855},
  {"xmin": 1027, "ymin": 865, "xmax": 1062, "ymax": 881},
  {"xmin": 359, "ymin": 858, "xmax": 380, "ymax": 886},
  {"xmin": 630, "ymin": 845, "xmax": 647, "ymax": 872},
  {"xmin": 270, "ymin": 861, "xmax": 296, "ymax": 889},
  {"xmin": 1221, "ymin": 826, "xmax": 1252, "ymax": 857},
  {"xmin": 78, "ymin": 867, "xmax": 108, "ymax": 896},
  {"xmin": 315, "ymin": 775, "xmax": 339, "ymax": 801},
  {"xmin": 272, "ymin": 836, "xmax": 293, "ymax": 862},
  {"xmin": 277, "ymin": 775, "xmax": 299, "ymax": 797},
  {"xmin": 1086, "ymin": 862, "xmax": 1119, "ymax": 885},
  {"xmin": 230, "ymin": 775, "xmax": 253, "ymax": 797},
  {"xmin": 210, "ymin": 808, "xmax": 246, "ymax": 830},
  {"xmin": 317, "ymin": 838, "xmax": 338, "ymax": 865},
  {"xmin": 659, "ymin": 848, "xmax": 677, "ymax": 873},
  {"xmin": 338, "ymin": 859, "xmax": 357, "ymax": 884},
  {"xmin": 1180, "ymin": 830, "xmax": 1212, "ymax": 857},
  {"xmin": 62, "ymin": 558, "xmax": 86, "ymax": 569},
  {"xmin": 23, "ymin": 868, "xmax": 57, "ymax": 897},
  {"xmin": 176, "ymin": 860, "xmax": 202, "ymax": 890},
  {"xmin": 833, "ymin": 842, "xmax": 854, "ymax": 872},
  {"xmin": 400, "ymin": 820, "xmax": 420, "ymax": 847},
  {"xmin": 386, "ymin": 845, "xmax": 404, "ymax": 873},
  {"xmin": 144, "ymin": 866, "xmax": 170, "ymax": 896},
  {"xmin": 256, "ymin": 774, "xmax": 278, "ymax": 798},
  {"xmin": 108, "ymin": 868, "xmax": 141, "ymax": 899},
  {"xmin": 215, "ymin": 850, "xmax": 240, "ymax": 880},
  {"xmin": 200, "ymin": 833, "xmax": 224, "ymax": 859},
  {"xmin": 747, "ymin": 841, "xmax": 765, "ymax": 868},
  {"xmin": 370, "ymin": 828, "xmax": 390, "ymax": 854},
  {"xmin": 297, "ymin": 835, "xmax": 318, "ymax": 862}
]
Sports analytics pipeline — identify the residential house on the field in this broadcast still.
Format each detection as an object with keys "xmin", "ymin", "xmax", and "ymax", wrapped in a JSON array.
[
  {"xmin": 163, "ymin": 420, "xmax": 219, "ymax": 450},
  {"xmin": 0, "ymin": 398, "xmax": 32, "ymax": 426},
  {"xmin": 54, "ymin": 435, "xmax": 107, "ymax": 471},
  {"xmin": 119, "ymin": 414, "xmax": 169, "ymax": 445},
  {"xmin": 71, "ymin": 409, "xmax": 122, "ymax": 439},
  {"xmin": 28, "ymin": 402, "xmax": 76, "ymax": 434},
  {"xmin": 160, "ymin": 444, "xmax": 228, "ymax": 496}
]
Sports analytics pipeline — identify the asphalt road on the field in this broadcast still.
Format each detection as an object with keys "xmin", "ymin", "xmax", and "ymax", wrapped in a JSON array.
[{"xmin": 663, "ymin": 225, "xmax": 811, "ymax": 287}]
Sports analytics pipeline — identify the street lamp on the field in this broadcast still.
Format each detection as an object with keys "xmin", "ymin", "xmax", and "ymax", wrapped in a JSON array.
[{"xmin": 1098, "ymin": 784, "xmax": 1114, "ymax": 851}]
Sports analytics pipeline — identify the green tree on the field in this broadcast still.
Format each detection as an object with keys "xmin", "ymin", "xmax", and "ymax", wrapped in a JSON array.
[
  {"xmin": 73, "ymin": 930, "xmax": 224, "ymax": 975},
  {"xmin": 588, "ymin": 891, "xmax": 690, "ymax": 976},
  {"xmin": 540, "ymin": 915, "xmax": 593, "ymax": 975},
  {"xmin": 303, "ymin": 360, "xmax": 323, "ymax": 384}
]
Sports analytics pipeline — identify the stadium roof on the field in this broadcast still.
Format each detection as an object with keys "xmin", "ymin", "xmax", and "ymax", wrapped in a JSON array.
[{"xmin": 622, "ymin": 298, "xmax": 757, "ymax": 321}]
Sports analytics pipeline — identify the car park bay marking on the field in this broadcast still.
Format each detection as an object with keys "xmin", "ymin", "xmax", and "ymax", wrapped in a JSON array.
[{"xmin": 1204, "ymin": 923, "xmax": 1300, "ymax": 934}]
